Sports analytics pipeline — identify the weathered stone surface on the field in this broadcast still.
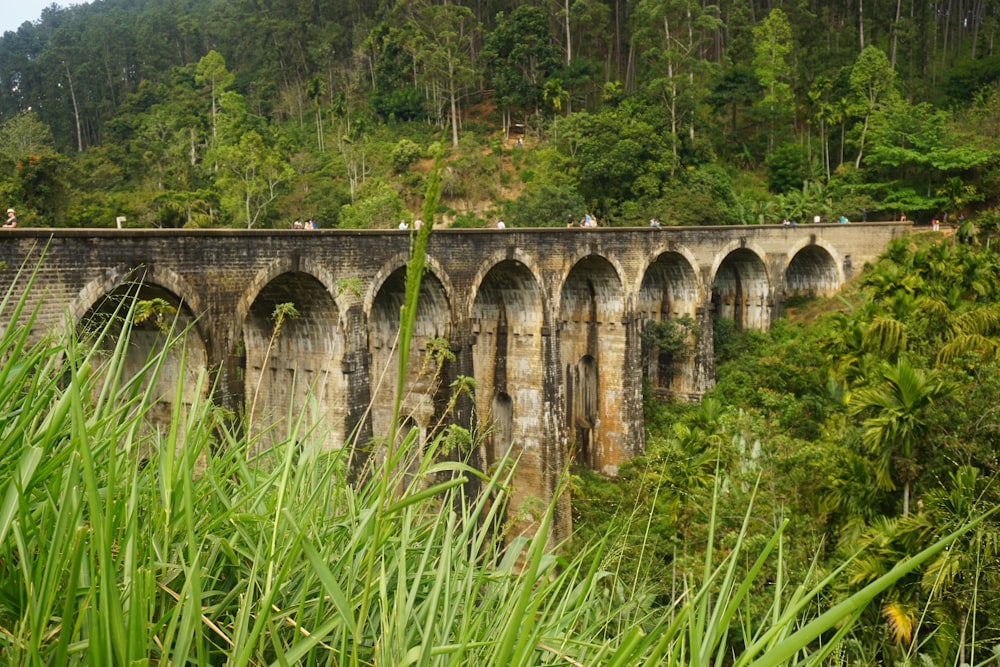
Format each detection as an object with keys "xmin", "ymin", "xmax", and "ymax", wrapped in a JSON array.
[{"xmin": 0, "ymin": 223, "xmax": 908, "ymax": 542}]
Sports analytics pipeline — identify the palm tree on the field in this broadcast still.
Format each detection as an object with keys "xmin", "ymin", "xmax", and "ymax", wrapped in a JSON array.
[
  {"xmin": 849, "ymin": 358, "xmax": 953, "ymax": 517},
  {"xmin": 918, "ymin": 466, "xmax": 1000, "ymax": 667},
  {"xmin": 844, "ymin": 466, "xmax": 1000, "ymax": 665}
]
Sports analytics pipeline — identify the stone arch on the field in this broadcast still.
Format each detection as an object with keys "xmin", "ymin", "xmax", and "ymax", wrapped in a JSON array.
[
  {"xmin": 241, "ymin": 271, "xmax": 345, "ymax": 455},
  {"xmin": 77, "ymin": 279, "xmax": 209, "ymax": 455},
  {"xmin": 71, "ymin": 263, "xmax": 207, "ymax": 344},
  {"xmin": 636, "ymin": 251, "xmax": 701, "ymax": 396},
  {"xmin": 783, "ymin": 239, "xmax": 843, "ymax": 298},
  {"xmin": 710, "ymin": 246, "xmax": 771, "ymax": 331},
  {"xmin": 630, "ymin": 243, "xmax": 702, "ymax": 298},
  {"xmin": 367, "ymin": 265, "xmax": 452, "ymax": 448},
  {"xmin": 470, "ymin": 259, "xmax": 547, "ymax": 535},
  {"xmin": 552, "ymin": 249, "xmax": 628, "ymax": 317},
  {"xmin": 235, "ymin": 256, "xmax": 351, "ymax": 338},
  {"xmin": 559, "ymin": 254, "xmax": 626, "ymax": 475},
  {"xmin": 363, "ymin": 252, "xmax": 456, "ymax": 322},
  {"xmin": 465, "ymin": 247, "xmax": 546, "ymax": 317}
]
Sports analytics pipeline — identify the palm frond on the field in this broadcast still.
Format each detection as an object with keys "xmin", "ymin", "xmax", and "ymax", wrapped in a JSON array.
[
  {"xmin": 936, "ymin": 333, "xmax": 998, "ymax": 366},
  {"xmin": 863, "ymin": 317, "xmax": 908, "ymax": 359},
  {"xmin": 950, "ymin": 307, "xmax": 1000, "ymax": 338},
  {"xmin": 882, "ymin": 601, "xmax": 915, "ymax": 645}
]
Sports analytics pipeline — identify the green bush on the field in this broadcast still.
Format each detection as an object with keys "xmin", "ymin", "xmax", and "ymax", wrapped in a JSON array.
[
  {"xmin": 338, "ymin": 179, "xmax": 408, "ymax": 229},
  {"xmin": 766, "ymin": 142, "xmax": 810, "ymax": 194},
  {"xmin": 391, "ymin": 139, "xmax": 422, "ymax": 173},
  {"xmin": 504, "ymin": 179, "xmax": 585, "ymax": 227},
  {"xmin": 450, "ymin": 210, "xmax": 486, "ymax": 228},
  {"xmin": 370, "ymin": 86, "xmax": 426, "ymax": 121}
]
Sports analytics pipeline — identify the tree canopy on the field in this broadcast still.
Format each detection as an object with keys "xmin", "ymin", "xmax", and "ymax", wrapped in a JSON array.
[{"xmin": 0, "ymin": 0, "xmax": 999, "ymax": 228}]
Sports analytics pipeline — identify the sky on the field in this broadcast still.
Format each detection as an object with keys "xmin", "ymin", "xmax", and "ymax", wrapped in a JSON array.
[{"xmin": 1, "ymin": 1, "xmax": 86, "ymax": 35}]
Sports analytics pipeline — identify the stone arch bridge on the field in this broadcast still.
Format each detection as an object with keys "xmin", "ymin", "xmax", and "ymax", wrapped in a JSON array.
[{"xmin": 0, "ymin": 223, "xmax": 907, "ymax": 540}]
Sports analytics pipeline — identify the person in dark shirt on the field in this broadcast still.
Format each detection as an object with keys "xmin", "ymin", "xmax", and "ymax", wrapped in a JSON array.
[{"xmin": 3, "ymin": 208, "xmax": 17, "ymax": 228}]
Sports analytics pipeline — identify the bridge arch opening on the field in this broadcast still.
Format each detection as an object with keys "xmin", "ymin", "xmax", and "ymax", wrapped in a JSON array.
[
  {"xmin": 784, "ymin": 245, "xmax": 840, "ymax": 299},
  {"xmin": 242, "ymin": 272, "xmax": 344, "ymax": 455},
  {"xmin": 711, "ymin": 249, "xmax": 771, "ymax": 332},
  {"xmin": 368, "ymin": 266, "xmax": 452, "ymax": 450},
  {"xmin": 560, "ymin": 255, "xmax": 626, "ymax": 475},
  {"xmin": 79, "ymin": 282, "xmax": 208, "ymax": 455},
  {"xmin": 637, "ymin": 252, "xmax": 700, "ymax": 397},
  {"xmin": 471, "ymin": 260, "xmax": 546, "ymax": 534}
]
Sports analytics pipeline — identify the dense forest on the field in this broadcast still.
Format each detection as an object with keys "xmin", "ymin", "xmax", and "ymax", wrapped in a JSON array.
[{"xmin": 1, "ymin": 0, "xmax": 1000, "ymax": 229}]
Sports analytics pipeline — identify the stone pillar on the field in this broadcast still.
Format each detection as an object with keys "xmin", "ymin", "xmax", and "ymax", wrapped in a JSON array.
[
  {"xmin": 342, "ymin": 304, "xmax": 374, "ymax": 476},
  {"xmin": 693, "ymin": 305, "xmax": 716, "ymax": 395}
]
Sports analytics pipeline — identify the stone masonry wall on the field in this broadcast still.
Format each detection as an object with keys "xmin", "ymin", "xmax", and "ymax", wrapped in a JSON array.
[{"xmin": 0, "ymin": 223, "xmax": 909, "ymax": 543}]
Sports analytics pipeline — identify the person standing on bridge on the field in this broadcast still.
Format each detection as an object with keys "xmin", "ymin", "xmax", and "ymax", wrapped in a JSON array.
[{"xmin": 3, "ymin": 208, "xmax": 17, "ymax": 228}]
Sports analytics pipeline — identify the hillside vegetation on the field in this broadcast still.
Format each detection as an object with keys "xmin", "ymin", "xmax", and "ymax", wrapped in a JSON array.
[
  {"xmin": 574, "ymin": 230, "xmax": 1000, "ymax": 663},
  {"xmin": 2, "ymin": 0, "xmax": 1000, "ymax": 229}
]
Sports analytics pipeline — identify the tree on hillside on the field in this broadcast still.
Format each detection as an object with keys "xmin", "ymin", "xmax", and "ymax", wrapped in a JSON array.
[
  {"xmin": 213, "ymin": 129, "xmax": 293, "ymax": 228},
  {"xmin": 706, "ymin": 65, "xmax": 761, "ymax": 160},
  {"xmin": 366, "ymin": 22, "xmax": 425, "ymax": 122},
  {"xmin": 483, "ymin": 6, "xmax": 562, "ymax": 134},
  {"xmin": 632, "ymin": 0, "xmax": 721, "ymax": 176},
  {"xmin": 861, "ymin": 100, "xmax": 992, "ymax": 216},
  {"xmin": 209, "ymin": 90, "xmax": 291, "ymax": 228},
  {"xmin": 0, "ymin": 111, "xmax": 54, "ymax": 159},
  {"xmin": 849, "ymin": 357, "xmax": 953, "ymax": 517},
  {"xmin": 556, "ymin": 102, "xmax": 671, "ymax": 219},
  {"xmin": 752, "ymin": 8, "xmax": 794, "ymax": 154},
  {"xmin": 195, "ymin": 50, "xmax": 234, "ymax": 157},
  {"xmin": 850, "ymin": 45, "xmax": 897, "ymax": 169},
  {"xmin": 405, "ymin": 1, "xmax": 479, "ymax": 148}
]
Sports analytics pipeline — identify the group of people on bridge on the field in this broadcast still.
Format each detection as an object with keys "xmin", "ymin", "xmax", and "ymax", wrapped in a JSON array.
[{"xmin": 567, "ymin": 213, "xmax": 598, "ymax": 228}]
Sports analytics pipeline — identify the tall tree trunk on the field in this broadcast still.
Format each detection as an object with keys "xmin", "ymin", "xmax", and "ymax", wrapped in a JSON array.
[
  {"xmin": 564, "ymin": 0, "xmax": 573, "ymax": 112},
  {"xmin": 565, "ymin": 0, "xmax": 572, "ymax": 64},
  {"xmin": 855, "ymin": 112, "xmax": 870, "ymax": 169},
  {"xmin": 448, "ymin": 58, "xmax": 458, "ymax": 148},
  {"xmin": 941, "ymin": 0, "xmax": 952, "ymax": 74},
  {"xmin": 971, "ymin": 0, "xmax": 983, "ymax": 59},
  {"xmin": 316, "ymin": 104, "xmax": 324, "ymax": 152},
  {"xmin": 664, "ymin": 16, "xmax": 678, "ymax": 177},
  {"xmin": 859, "ymin": 0, "xmax": 865, "ymax": 50},
  {"xmin": 687, "ymin": 1, "xmax": 695, "ymax": 142},
  {"xmin": 840, "ymin": 119, "xmax": 846, "ymax": 166},
  {"xmin": 890, "ymin": 0, "xmax": 902, "ymax": 68},
  {"xmin": 64, "ymin": 62, "xmax": 84, "ymax": 152},
  {"xmin": 614, "ymin": 0, "xmax": 623, "ymax": 81},
  {"xmin": 101, "ymin": 36, "xmax": 118, "ymax": 109},
  {"xmin": 822, "ymin": 117, "xmax": 830, "ymax": 180}
]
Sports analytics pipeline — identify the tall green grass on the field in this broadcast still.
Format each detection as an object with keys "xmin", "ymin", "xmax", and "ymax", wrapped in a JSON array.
[{"xmin": 1, "ymin": 251, "xmax": 994, "ymax": 665}]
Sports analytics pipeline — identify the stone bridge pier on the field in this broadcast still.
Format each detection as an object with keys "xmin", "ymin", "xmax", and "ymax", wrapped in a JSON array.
[{"xmin": 0, "ymin": 223, "xmax": 908, "ymax": 542}]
